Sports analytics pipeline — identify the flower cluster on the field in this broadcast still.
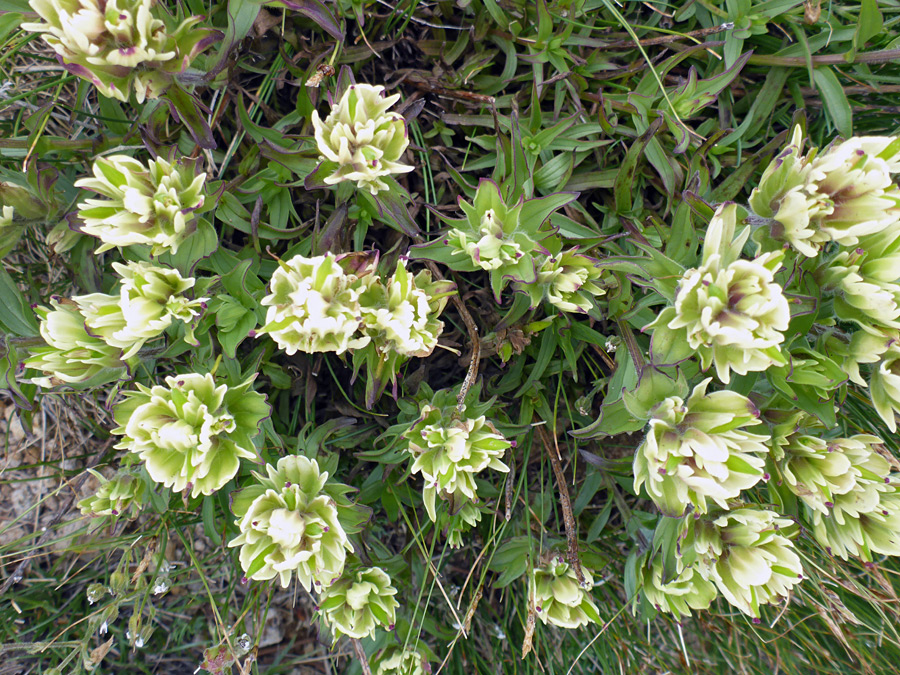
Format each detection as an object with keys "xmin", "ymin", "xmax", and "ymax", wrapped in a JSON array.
[
  {"xmin": 75, "ymin": 261, "xmax": 208, "ymax": 358},
  {"xmin": 228, "ymin": 455, "xmax": 365, "ymax": 590},
  {"xmin": 637, "ymin": 553, "xmax": 716, "ymax": 620},
  {"xmin": 403, "ymin": 398, "xmax": 511, "ymax": 522},
  {"xmin": 257, "ymin": 252, "xmax": 455, "ymax": 405},
  {"xmin": 112, "ymin": 373, "xmax": 269, "ymax": 497},
  {"xmin": 24, "ymin": 297, "xmax": 130, "ymax": 388},
  {"xmin": 311, "ymin": 83, "xmax": 414, "ymax": 195},
  {"xmin": 76, "ymin": 155, "xmax": 209, "ymax": 255},
  {"xmin": 529, "ymin": 555, "xmax": 601, "ymax": 629},
  {"xmin": 21, "ymin": 0, "xmax": 216, "ymax": 102},
  {"xmin": 514, "ymin": 240, "xmax": 608, "ymax": 313},
  {"xmin": 648, "ymin": 203, "xmax": 790, "ymax": 383},
  {"xmin": 633, "ymin": 378, "xmax": 769, "ymax": 516}
]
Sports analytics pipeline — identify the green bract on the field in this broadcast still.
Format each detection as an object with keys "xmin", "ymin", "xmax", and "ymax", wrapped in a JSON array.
[
  {"xmin": 679, "ymin": 507, "xmax": 803, "ymax": 619},
  {"xmin": 411, "ymin": 179, "xmax": 577, "ymax": 301},
  {"xmin": 648, "ymin": 203, "xmax": 790, "ymax": 383},
  {"xmin": 318, "ymin": 566, "xmax": 399, "ymax": 640},
  {"xmin": 78, "ymin": 469, "xmax": 145, "ymax": 519},
  {"xmin": 870, "ymin": 344, "xmax": 900, "ymax": 432},
  {"xmin": 750, "ymin": 127, "xmax": 900, "ymax": 256},
  {"xmin": 443, "ymin": 500, "xmax": 483, "ymax": 549},
  {"xmin": 228, "ymin": 455, "xmax": 366, "ymax": 590},
  {"xmin": 25, "ymin": 297, "xmax": 130, "ymax": 388},
  {"xmin": 372, "ymin": 646, "xmax": 430, "ymax": 675},
  {"xmin": 258, "ymin": 252, "xmax": 370, "ymax": 356},
  {"xmin": 311, "ymin": 83, "xmax": 413, "ymax": 195},
  {"xmin": 404, "ymin": 401, "xmax": 511, "ymax": 522},
  {"xmin": 75, "ymin": 261, "xmax": 207, "ymax": 359},
  {"xmin": 75, "ymin": 155, "xmax": 208, "ymax": 255},
  {"xmin": 530, "ymin": 555, "xmax": 601, "ymax": 629},
  {"xmin": 112, "ymin": 373, "xmax": 268, "ymax": 497},
  {"xmin": 637, "ymin": 554, "xmax": 716, "ymax": 619},
  {"xmin": 633, "ymin": 378, "xmax": 769, "ymax": 516},
  {"xmin": 21, "ymin": 0, "xmax": 216, "ymax": 102}
]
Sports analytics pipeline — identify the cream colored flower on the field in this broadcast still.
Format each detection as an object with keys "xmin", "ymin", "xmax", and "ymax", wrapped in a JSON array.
[
  {"xmin": 112, "ymin": 373, "xmax": 268, "ymax": 497},
  {"xmin": 679, "ymin": 507, "xmax": 803, "ymax": 619},
  {"xmin": 75, "ymin": 261, "xmax": 207, "ymax": 358},
  {"xmin": 633, "ymin": 378, "xmax": 769, "ymax": 516},
  {"xmin": 311, "ymin": 83, "xmax": 413, "ymax": 194},
  {"xmin": 21, "ymin": 0, "xmax": 215, "ymax": 102},
  {"xmin": 24, "ymin": 297, "xmax": 129, "ymax": 388},
  {"xmin": 258, "ymin": 253, "xmax": 370, "ymax": 356},
  {"xmin": 359, "ymin": 261, "xmax": 454, "ymax": 358},
  {"xmin": 75, "ymin": 155, "xmax": 208, "ymax": 255},
  {"xmin": 750, "ymin": 126, "xmax": 900, "ymax": 255},
  {"xmin": 649, "ymin": 204, "xmax": 789, "ymax": 383},
  {"xmin": 228, "ymin": 455, "xmax": 361, "ymax": 590},
  {"xmin": 372, "ymin": 646, "xmax": 430, "ymax": 675},
  {"xmin": 405, "ymin": 403, "xmax": 510, "ymax": 522}
]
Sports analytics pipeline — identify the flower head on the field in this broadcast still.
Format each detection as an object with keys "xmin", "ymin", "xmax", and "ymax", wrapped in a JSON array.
[
  {"xmin": 228, "ymin": 455, "xmax": 363, "ymax": 590},
  {"xmin": 112, "ymin": 373, "xmax": 269, "ymax": 497},
  {"xmin": 258, "ymin": 252, "xmax": 371, "ymax": 356},
  {"xmin": 649, "ymin": 204, "xmax": 789, "ymax": 383},
  {"xmin": 679, "ymin": 507, "xmax": 802, "ymax": 618},
  {"xmin": 319, "ymin": 566, "xmax": 399, "ymax": 640},
  {"xmin": 75, "ymin": 261, "xmax": 207, "ymax": 358},
  {"xmin": 750, "ymin": 127, "xmax": 900, "ymax": 255},
  {"xmin": 633, "ymin": 378, "xmax": 769, "ymax": 516},
  {"xmin": 405, "ymin": 403, "xmax": 510, "ymax": 522},
  {"xmin": 311, "ymin": 83, "xmax": 413, "ymax": 194},
  {"xmin": 24, "ymin": 297, "xmax": 129, "ymax": 388},
  {"xmin": 530, "ymin": 555, "xmax": 600, "ymax": 629},
  {"xmin": 21, "ymin": 0, "xmax": 216, "ymax": 102},
  {"xmin": 75, "ymin": 155, "xmax": 208, "ymax": 255}
]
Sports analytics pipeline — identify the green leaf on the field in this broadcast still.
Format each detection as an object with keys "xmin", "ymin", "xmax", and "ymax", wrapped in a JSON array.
[
  {"xmin": 855, "ymin": 0, "xmax": 883, "ymax": 51},
  {"xmin": 813, "ymin": 67, "xmax": 852, "ymax": 138},
  {"xmin": 614, "ymin": 117, "xmax": 663, "ymax": 214},
  {"xmin": 0, "ymin": 267, "xmax": 38, "ymax": 337}
]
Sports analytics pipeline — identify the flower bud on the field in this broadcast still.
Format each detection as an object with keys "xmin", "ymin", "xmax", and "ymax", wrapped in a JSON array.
[
  {"xmin": 637, "ymin": 554, "xmax": 716, "ymax": 619},
  {"xmin": 78, "ymin": 469, "xmax": 145, "ymax": 518},
  {"xmin": 319, "ymin": 566, "xmax": 399, "ymax": 640},
  {"xmin": 372, "ymin": 646, "xmax": 430, "ymax": 675},
  {"xmin": 529, "ymin": 555, "xmax": 601, "ymax": 629}
]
